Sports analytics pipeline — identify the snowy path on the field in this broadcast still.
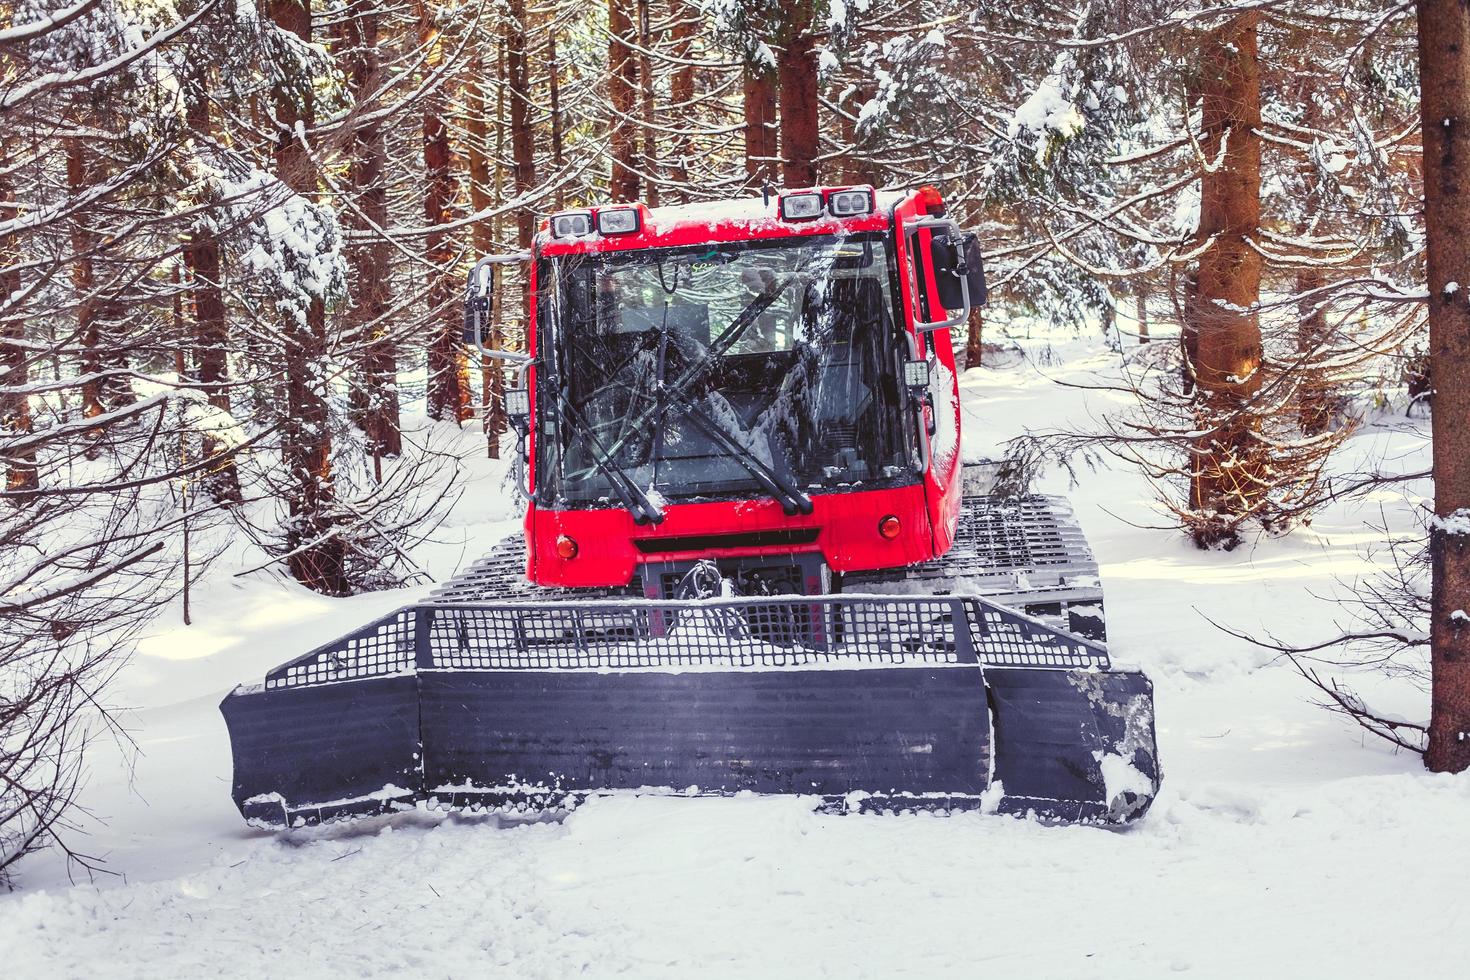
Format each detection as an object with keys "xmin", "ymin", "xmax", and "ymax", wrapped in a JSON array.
[{"xmin": 8, "ymin": 341, "xmax": 1469, "ymax": 979}]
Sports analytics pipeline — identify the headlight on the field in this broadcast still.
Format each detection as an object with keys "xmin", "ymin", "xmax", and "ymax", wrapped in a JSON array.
[
  {"xmin": 595, "ymin": 207, "xmax": 642, "ymax": 235},
  {"xmin": 779, "ymin": 192, "xmax": 823, "ymax": 221},
  {"xmin": 827, "ymin": 188, "xmax": 874, "ymax": 217},
  {"xmin": 550, "ymin": 211, "xmax": 593, "ymax": 238}
]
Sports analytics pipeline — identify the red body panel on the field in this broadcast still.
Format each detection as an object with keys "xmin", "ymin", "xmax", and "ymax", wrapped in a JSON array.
[
  {"xmin": 527, "ymin": 484, "xmax": 933, "ymax": 588},
  {"xmin": 522, "ymin": 187, "xmax": 963, "ymax": 590}
]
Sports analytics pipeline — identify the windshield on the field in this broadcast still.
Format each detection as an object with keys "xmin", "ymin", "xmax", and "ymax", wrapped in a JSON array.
[{"xmin": 534, "ymin": 232, "xmax": 914, "ymax": 508}]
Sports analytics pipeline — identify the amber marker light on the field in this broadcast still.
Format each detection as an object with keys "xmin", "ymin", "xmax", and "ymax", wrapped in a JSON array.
[
  {"xmin": 555, "ymin": 535, "xmax": 579, "ymax": 559},
  {"xmin": 878, "ymin": 516, "xmax": 902, "ymax": 540}
]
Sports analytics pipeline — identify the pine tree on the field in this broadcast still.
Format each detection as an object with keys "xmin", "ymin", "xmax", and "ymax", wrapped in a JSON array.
[
  {"xmin": 1184, "ymin": 13, "xmax": 1266, "ymax": 548},
  {"xmin": 1418, "ymin": 0, "xmax": 1470, "ymax": 774}
]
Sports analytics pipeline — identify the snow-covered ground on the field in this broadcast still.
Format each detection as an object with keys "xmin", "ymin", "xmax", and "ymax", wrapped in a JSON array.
[{"xmin": 8, "ymin": 339, "xmax": 1468, "ymax": 979}]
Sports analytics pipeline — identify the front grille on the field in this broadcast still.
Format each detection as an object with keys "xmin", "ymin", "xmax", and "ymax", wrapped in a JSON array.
[{"xmin": 632, "ymin": 528, "xmax": 820, "ymax": 554}]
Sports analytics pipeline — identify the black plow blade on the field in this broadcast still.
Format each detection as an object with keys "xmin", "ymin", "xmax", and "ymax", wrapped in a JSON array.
[{"xmin": 220, "ymin": 596, "xmax": 1159, "ymax": 828}]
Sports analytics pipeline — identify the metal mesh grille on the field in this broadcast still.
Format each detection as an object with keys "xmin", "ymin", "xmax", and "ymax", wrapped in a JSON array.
[
  {"xmin": 266, "ymin": 609, "xmax": 417, "ymax": 690},
  {"xmin": 428, "ymin": 596, "xmax": 968, "ymax": 670},
  {"xmin": 267, "ymin": 593, "xmax": 1109, "ymax": 690},
  {"xmin": 965, "ymin": 599, "xmax": 1107, "ymax": 669}
]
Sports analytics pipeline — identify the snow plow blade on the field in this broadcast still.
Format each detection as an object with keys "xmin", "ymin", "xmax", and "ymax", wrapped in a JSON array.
[{"xmin": 220, "ymin": 596, "xmax": 1158, "ymax": 828}]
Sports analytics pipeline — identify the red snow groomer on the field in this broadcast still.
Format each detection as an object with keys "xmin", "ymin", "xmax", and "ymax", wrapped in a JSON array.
[{"xmin": 221, "ymin": 186, "xmax": 1160, "ymax": 828}]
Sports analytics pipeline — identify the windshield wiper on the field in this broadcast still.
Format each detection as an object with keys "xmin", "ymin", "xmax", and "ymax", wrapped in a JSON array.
[
  {"xmin": 672, "ymin": 399, "xmax": 813, "ymax": 516},
  {"xmin": 554, "ymin": 396, "xmax": 665, "ymax": 524}
]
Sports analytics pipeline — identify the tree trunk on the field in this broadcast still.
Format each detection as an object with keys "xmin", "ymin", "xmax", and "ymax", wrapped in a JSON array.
[
  {"xmin": 669, "ymin": 10, "xmax": 697, "ymax": 200},
  {"xmin": 636, "ymin": 0, "xmax": 659, "ymax": 206},
  {"xmin": 465, "ymin": 56, "xmax": 503, "ymax": 459},
  {"xmin": 1295, "ymin": 269, "xmax": 1331, "ymax": 435},
  {"xmin": 0, "ymin": 161, "xmax": 37, "ymax": 497},
  {"xmin": 66, "ymin": 139, "xmax": 105, "ymax": 422},
  {"xmin": 743, "ymin": 65, "xmax": 777, "ymax": 191},
  {"xmin": 64, "ymin": 138, "xmax": 132, "ymax": 425},
  {"xmin": 547, "ymin": 27, "xmax": 565, "ymax": 209},
  {"xmin": 183, "ymin": 80, "xmax": 242, "ymax": 500},
  {"xmin": 964, "ymin": 305, "xmax": 983, "ymax": 371},
  {"xmin": 1183, "ymin": 13, "xmax": 1265, "ymax": 549},
  {"xmin": 1418, "ymin": 0, "xmax": 1470, "ymax": 774},
  {"xmin": 1135, "ymin": 289, "xmax": 1150, "ymax": 344},
  {"xmin": 838, "ymin": 83, "xmax": 876, "ymax": 185},
  {"xmin": 421, "ymin": 1, "xmax": 471, "ymax": 423},
  {"xmin": 1294, "ymin": 84, "xmax": 1331, "ymax": 437},
  {"xmin": 507, "ymin": 0, "xmax": 537, "ymax": 248},
  {"xmin": 341, "ymin": 2, "xmax": 401, "ymax": 462},
  {"xmin": 491, "ymin": 36, "xmax": 510, "ymax": 458},
  {"xmin": 778, "ymin": 26, "xmax": 820, "ymax": 188},
  {"xmin": 608, "ymin": 0, "xmax": 640, "ymax": 202},
  {"xmin": 270, "ymin": 0, "xmax": 349, "ymax": 596}
]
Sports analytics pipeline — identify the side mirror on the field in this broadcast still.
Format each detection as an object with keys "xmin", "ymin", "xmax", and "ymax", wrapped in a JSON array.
[
  {"xmin": 908, "ymin": 217, "xmax": 976, "ymax": 331},
  {"xmin": 929, "ymin": 235, "xmax": 965, "ymax": 311},
  {"xmin": 933, "ymin": 232, "xmax": 988, "ymax": 310},
  {"xmin": 462, "ymin": 261, "xmax": 496, "ymax": 346}
]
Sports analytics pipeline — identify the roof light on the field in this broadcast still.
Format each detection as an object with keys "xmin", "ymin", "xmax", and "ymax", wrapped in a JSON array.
[
  {"xmin": 779, "ymin": 192, "xmax": 823, "ymax": 221},
  {"xmin": 917, "ymin": 185, "xmax": 946, "ymax": 217},
  {"xmin": 827, "ymin": 188, "xmax": 874, "ymax": 217},
  {"xmin": 596, "ymin": 206, "xmax": 641, "ymax": 235},
  {"xmin": 550, "ymin": 210, "xmax": 593, "ymax": 238}
]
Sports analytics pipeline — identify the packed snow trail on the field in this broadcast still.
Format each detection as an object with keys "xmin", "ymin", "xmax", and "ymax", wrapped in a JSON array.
[
  {"xmin": 10, "ymin": 780, "xmax": 1470, "ymax": 980},
  {"xmin": 7, "ymin": 339, "xmax": 1469, "ymax": 978}
]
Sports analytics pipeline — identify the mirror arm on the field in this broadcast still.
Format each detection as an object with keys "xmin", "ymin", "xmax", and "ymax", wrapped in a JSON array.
[{"xmin": 464, "ymin": 252, "xmax": 533, "ymax": 361}]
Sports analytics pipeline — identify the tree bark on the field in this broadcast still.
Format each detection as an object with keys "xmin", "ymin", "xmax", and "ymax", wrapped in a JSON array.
[
  {"xmin": 465, "ymin": 55, "xmax": 503, "ymax": 459},
  {"xmin": 1294, "ymin": 83, "xmax": 1331, "ymax": 437},
  {"xmin": 1183, "ymin": 13, "xmax": 1265, "ymax": 548},
  {"xmin": 547, "ymin": 26, "xmax": 565, "ymax": 209},
  {"xmin": 964, "ymin": 305, "xmax": 983, "ymax": 371},
  {"xmin": 491, "ymin": 37, "xmax": 511, "ymax": 459},
  {"xmin": 66, "ymin": 140, "xmax": 107, "ymax": 422},
  {"xmin": 838, "ymin": 83, "xmax": 876, "ymax": 185},
  {"xmin": 270, "ymin": 0, "xmax": 349, "ymax": 596},
  {"xmin": 1135, "ymin": 289, "xmax": 1150, "ymax": 344},
  {"xmin": 743, "ymin": 64, "xmax": 778, "ymax": 191},
  {"xmin": 1295, "ymin": 269, "xmax": 1331, "ymax": 435},
  {"xmin": 183, "ymin": 79, "xmax": 242, "ymax": 500},
  {"xmin": 420, "ymin": 1, "xmax": 471, "ymax": 423},
  {"xmin": 778, "ymin": 24, "xmax": 820, "ymax": 188},
  {"xmin": 341, "ymin": 2, "xmax": 401, "ymax": 462},
  {"xmin": 636, "ymin": 0, "xmax": 659, "ymax": 206},
  {"xmin": 608, "ymin": 0, "xmax": 640, "ymax": 202},
  {"xmin": 0, "ymin": 161, "xmax": 37, "ymax": 497},
  {"xmin": 669, "ymin": 10, "xmax": 697, "ymax": 200},
  {"xmin": 1418, "ymin": 0, "xmax": 1470, "ymax": 774},
  {"xmin": 507, "ymin": 0, "xmax": 537, "ymax": 248}
]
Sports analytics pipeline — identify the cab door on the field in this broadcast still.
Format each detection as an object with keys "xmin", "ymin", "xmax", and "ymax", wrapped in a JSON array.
[{"xmin": 891, "ymin": 194, "xmax": 981, "ymax": 559}]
